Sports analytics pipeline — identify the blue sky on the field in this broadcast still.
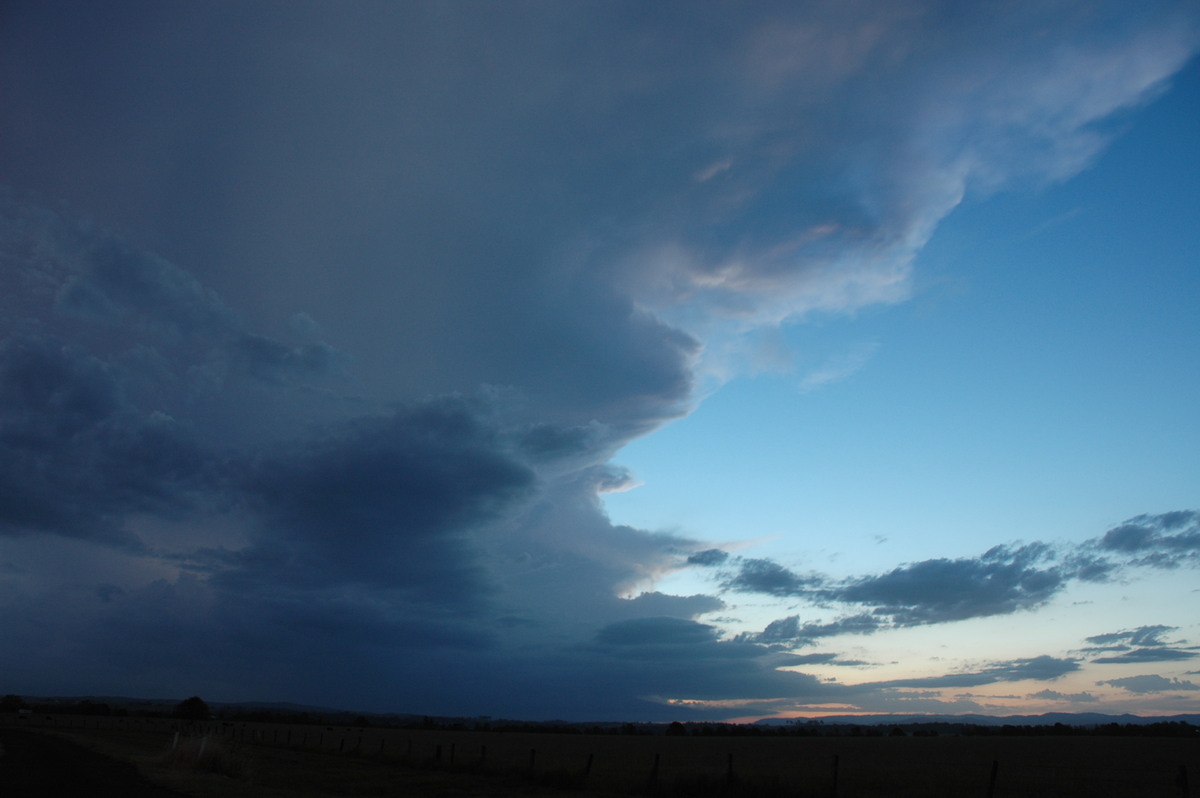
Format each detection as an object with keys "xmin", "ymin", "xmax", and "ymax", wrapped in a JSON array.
[
  {"xmin": 608, "ymin": 55, "xmax": 1200, "ymax": 568},
  {"xmin": 1, "ymin": 1, "xmax": 1198, "ymax": 721}
]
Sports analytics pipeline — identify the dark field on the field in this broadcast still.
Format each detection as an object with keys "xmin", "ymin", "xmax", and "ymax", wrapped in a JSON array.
[{"xmin": 3, "ymin": 715, "xmax": 1196, "ymax": 797}]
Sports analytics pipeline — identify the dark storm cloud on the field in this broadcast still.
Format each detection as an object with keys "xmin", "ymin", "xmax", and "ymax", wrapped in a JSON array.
[
  {"xmin": 53, "ymin": 236, "xmax": 233, "ymax": 339},
  {"xmin": 0, "ymin": 196, "xmax": 359, "ymax": 549},
  {"xmin": 2, "ymin": 0, "xmax": 1197, "ymax": 721},
  {"xmin": 0, "ymin": 333, "xmax": 208, "ymax": 544},
  {"xmin": 621, "ymin": 591, "xmax": 726, "ymax": 619},
  {"xmin": 516, "ymin": 422, "xmax": 605, "ymax": 461},
  {"xmin": 0, "ymin": 193, "xmax": 350, "ymax": 428},
  {"xmin": 221, "ymin": 397, "xmax": 536, "ymax": 600},
  {"xmin": 583, "ymin": 621, "xmax": 844, "ymax": 715},
  {"xmin": 829, "ymin": 544, "xmax": 1064, "ymax": 625},
  {"xmin": 227, "ymin": 335, "xmax": 346, "ymax": 384},
  {"xmin": 596, "ymin": 617, "xmax": 720, "ymax": 648}
]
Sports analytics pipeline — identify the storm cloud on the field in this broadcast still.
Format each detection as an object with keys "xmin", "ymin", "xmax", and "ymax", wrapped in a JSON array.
[{"xmin": 2, "ymin": 0, "xmax": 1198, "ymax": 720}]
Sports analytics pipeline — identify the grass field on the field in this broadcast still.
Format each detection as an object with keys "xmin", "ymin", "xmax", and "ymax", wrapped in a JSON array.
[{"xmin": 6, "ymin": 715, "xmax": 1197, "ymax": 797}]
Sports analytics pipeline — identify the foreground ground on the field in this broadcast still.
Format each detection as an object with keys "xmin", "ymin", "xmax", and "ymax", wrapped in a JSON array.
[
  {"xmin": 0, "ymin": 727, "xmax": 586, "ymax": 798},
  {"xmin": 1, "ymin": 717, "xmax": 1196, "ymax": 797}
]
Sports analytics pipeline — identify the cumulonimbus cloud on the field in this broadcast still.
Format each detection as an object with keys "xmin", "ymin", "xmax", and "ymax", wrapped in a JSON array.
[{"xmin": 1, "ymin": 1, "xmax": 1197, "ymax": 720}]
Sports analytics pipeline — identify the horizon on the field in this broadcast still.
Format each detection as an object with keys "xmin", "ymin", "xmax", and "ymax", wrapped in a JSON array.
[
  {"xmin": 10, "ymin": 692, "xmax": 1200, "ymax": 727},
  {"xmin": 2, "ymin": 1, "xmax": 1198, "ymax": 724}
]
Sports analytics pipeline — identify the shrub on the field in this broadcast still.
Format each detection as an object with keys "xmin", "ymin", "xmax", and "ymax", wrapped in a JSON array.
[{"xmin": 160, "ymin": 735, "xmax": 247, "ymax": 779}]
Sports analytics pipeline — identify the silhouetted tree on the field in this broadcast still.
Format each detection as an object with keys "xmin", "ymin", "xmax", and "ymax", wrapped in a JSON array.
[
  {"xmin": 173, "ymin": 696, "xmax": 211, "ymax": 720},
  {"xmin": 0, "ymin": 694, "xmax": 28, "ymax": 712}
]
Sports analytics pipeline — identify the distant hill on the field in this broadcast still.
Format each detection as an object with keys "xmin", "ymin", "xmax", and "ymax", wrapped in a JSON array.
[
  {"xmin": 8, "ymin": 695, "xmax": 1199, "ymax": 729},
  {"xmin": 756, "ymin": 712, "xmax": 1200, "ymax": 727}
]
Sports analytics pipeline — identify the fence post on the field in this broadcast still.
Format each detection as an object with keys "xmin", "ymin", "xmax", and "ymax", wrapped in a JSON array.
[
  {"xmin": 1179, "ymin": 764, "xmax": 1190, "ymax": 798},
  {"xmin": 648, "ymin": 752, "xmax": 660, "ymax": 789},
  {"xmin": 450, "ymin": 742, "xmax": 456, "ymax": 766},
  {"xmin": 480, "ymin": 744, "xmax": 487, "ymax": 769},
  {"xmin": 529, "ymin": 748, "xmax": 537, "ymax": 773},
  {"xmin": 727, "ymin": 752, "xmax": 734, "ymax": 784},
  {"xmin": 987, "ymin": 760, "xmax": 999, "ymax": 798},
  {"xmin": 584, "ymin": 753, "xmax": 593, "ymax": 777},
  {"xmin": 832, "ymin": 754, "xmax": 840, "ymax": 798}
]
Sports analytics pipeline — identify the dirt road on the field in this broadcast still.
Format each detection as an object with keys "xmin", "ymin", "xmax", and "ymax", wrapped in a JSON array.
[{"xmin": 0, "ymin": 727, "xmax": 186, "ymax": 797}]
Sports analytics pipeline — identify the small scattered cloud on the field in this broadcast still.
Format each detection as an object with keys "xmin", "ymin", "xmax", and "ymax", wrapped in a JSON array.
[
  {"xmin": 710, "ymin": 523, "xmax": 1200, "ymax": 635},
  {"xmin": 829, "ymin": 543, "xmax": 1064, "ymax": 625},
  {"xmin": 1095, "ymin": 512, "xmax": 1200, "ymax": 569},
  {"xmin": 786, "ymin": 652, "xmax": 870, "ymax": 667},
  {"xmin": 1092, "ymin": 648, "xmax": 1197, "ymax": 664},
  {"xmin": 1028, "ymin": 689, "xmax": 1099, "ymax": 703},
  {"xmin": 736, "ymin": 613, "xmax": 883, "ymax": 646},
  {"xmin": 1099, "ymin": 675, "xmax": 1200, "ymax": 694},
  {"xmin": 1082, "ymin": 625, "xmax": 1196, "ymax": 663},
  {"xmin": 865, "ymin": 655, "xmax": 1080, "ymax": 690},
  {"xmin": 1084, "ymin": 624, "xmax": 1177, "ymax": 649},
  {"xmin": 723, "ymin": 558, "xmax": 821, "ymax": 597},
  {"xmin": 688, "ymin": 548, "xmax": 731, "ymax": 567}
]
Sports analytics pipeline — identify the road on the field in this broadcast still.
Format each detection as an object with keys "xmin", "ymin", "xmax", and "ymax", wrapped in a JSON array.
[{"xmin": 0, "ymin": 727, "xmax": 186, "ymax": 797}]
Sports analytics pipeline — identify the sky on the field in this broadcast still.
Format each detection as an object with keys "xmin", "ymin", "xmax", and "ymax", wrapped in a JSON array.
[{"xmin": 1, "ymin": 1, "xmax": 1198, "ymax": 723}]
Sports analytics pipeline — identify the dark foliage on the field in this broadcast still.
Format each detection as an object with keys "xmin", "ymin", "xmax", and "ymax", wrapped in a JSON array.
[{"xmin": 173, "ymin": 696, "xmax": 211, "ymax": 720}]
